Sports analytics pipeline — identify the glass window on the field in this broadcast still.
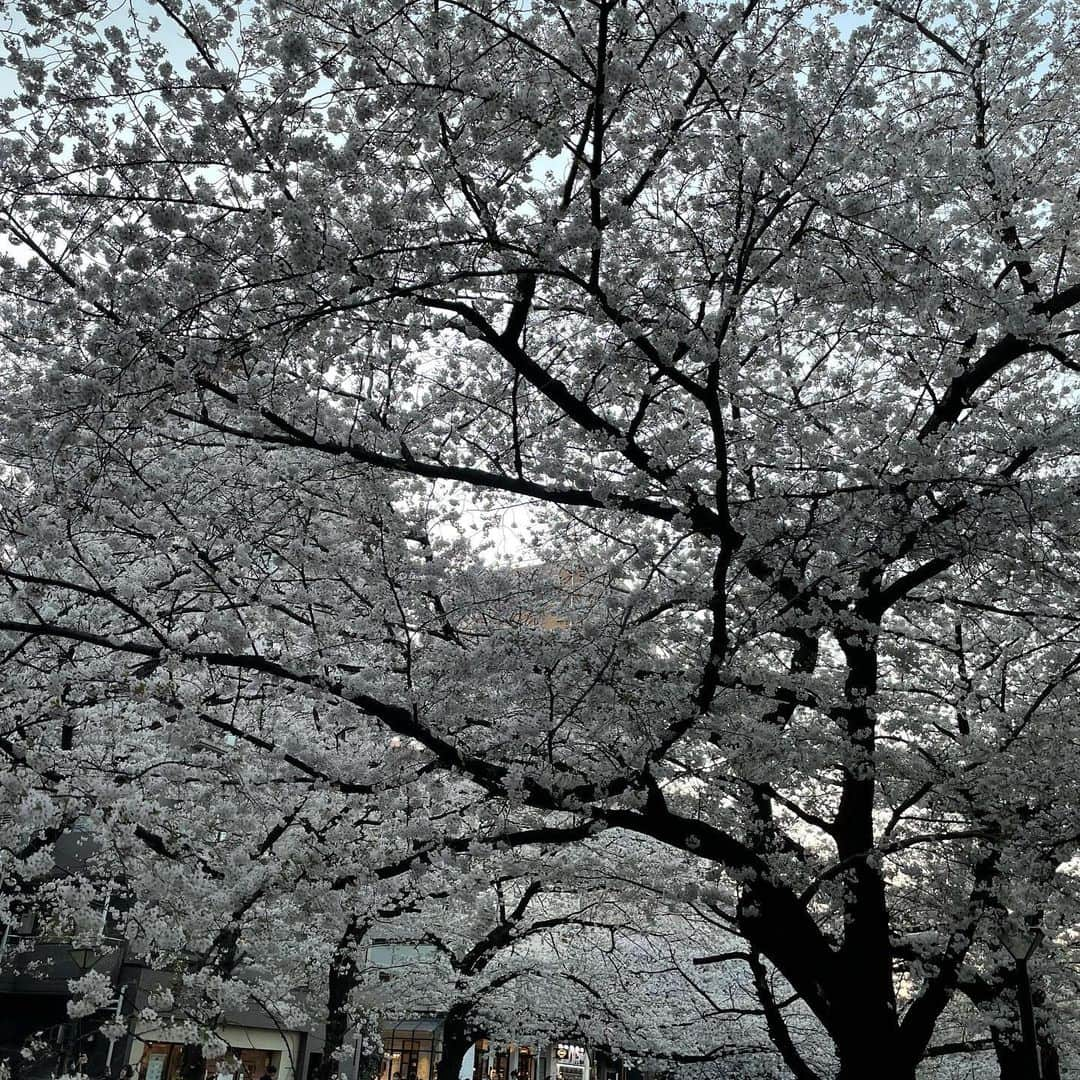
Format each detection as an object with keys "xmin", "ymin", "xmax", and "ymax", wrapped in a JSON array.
[
  {"xmin": 514, "ymin": 1049, "xmax": 534, "ymax": 1080},
  {"xmin": 473, "ymin": 1040, "xmax": 522, "ymax": 1080},
  {"xmin": 138, "ymin": 1042, "xmax": 181, "ymax": 1080},
  {"xmin": 232, "ymin": 1048, "xmax": 281, "ymax": 1080},
  {"xmin": 367, "ymin": 944, "xmax": 438, "ymax": 969},
  {"xmin": 380, "ymin": 1027, "xmax": 437, "ymax": 1080},
  {"xmin": 471, "ymin": 1040, "xmax": 488, "ymax": 1080}
]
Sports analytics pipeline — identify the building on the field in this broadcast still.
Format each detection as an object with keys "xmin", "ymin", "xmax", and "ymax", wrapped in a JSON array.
[
  {"xmin": 1, "ymin": 924, "xmax": 311, "ymax": 1080},
  {"xmin": 0, "ymin": 822, "xmax": 314, "ymax": 1080},
  {"xmin": 375, "ymin": 1029, "xmax": 638, "ymax": 1080},
  {"xmin": 3, "ymin": 936, "xmax": 633, "ymax": 1080}
]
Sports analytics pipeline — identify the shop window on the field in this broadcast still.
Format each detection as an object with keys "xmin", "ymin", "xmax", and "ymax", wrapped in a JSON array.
[
  {"xmin": 552, "ymin": 1045, "xmax": 587, "ymax": 1080},
  {"xmin": 471, "ymin": 1040, "xmax": 489, "ymax": 1080},
  {"xmin": 514, "ymin": 1049, "xmax": 534, "ymax": 1080},
  {"xmin": 142, "ymin": 1043, "xmax": 281, "ymax": 1080},
  {"xmin": 380, "ymin": 1023, "xmax": 439, "ymax": 1080},
  {"xmin": 209, "ymin": 1055, "xmax": 246, "ymax": 1080},
  {"xmin": 367, "ymin": 944, "xmax": 438, "ymax": 970},
  {"xmin": 139, "ymin": 1042, "xmax": 180, "ymax": 1080},
  {"xmin": 215, "ymin": 1049, "xmax": 281, "ymax": 1080},
  {"xmin": 473, "ymin": 1040, "xmax": 525, "ymax": 1080}
]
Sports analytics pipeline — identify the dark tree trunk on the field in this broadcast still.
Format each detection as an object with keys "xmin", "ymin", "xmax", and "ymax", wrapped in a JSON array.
[
  {"xmin": 832, "ymin": 632, "xmax": 908, "ymax": 1080},
  {"xmin": 317, "ymin": 919, "xmax": 365, "ymax": 1080},
  {"xmin": 985, "ymin": 962, "xmax": 1062, "ymax": 1080},
  {"xmin": 991, "ymin": 1025, "xmax": 1060, "ymax": 1080},
  {"xmin": 178, "ymin": 1043, "xmax": 206, "ymax": 1080},
  {"xmin": 992, "ymin": 1028, "xmax": 1032, "ymax": 1080},
  {"xmin": 435, "ymin": 1008, "xmax": 476, "ymax": 1080},
  {"xmin": 352, "ymin": 1042, "xmax": 383, "ymax": 1080},
  {"xmin": 835, "ymin": 1034, "xmax": 914, "ymax": 1080},
  {"xmin": 1041, "ymin": 1036, "xmax": 1062, "ymax": 1080}
]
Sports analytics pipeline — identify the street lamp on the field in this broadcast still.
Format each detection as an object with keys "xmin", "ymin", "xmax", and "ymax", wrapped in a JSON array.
[{"xmin": 1001, "ymin": 927, "xmax": 1044, "ymax": 1080}]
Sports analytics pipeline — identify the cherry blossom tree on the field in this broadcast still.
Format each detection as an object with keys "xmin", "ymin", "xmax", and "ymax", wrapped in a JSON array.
[
  {"xmin": 350, "ymin": 840, "xmax": 791, "ymax": 1080},
  {"xmin": 3, "ymin": 0, "xmax": 1080, "ymax": 1076}
]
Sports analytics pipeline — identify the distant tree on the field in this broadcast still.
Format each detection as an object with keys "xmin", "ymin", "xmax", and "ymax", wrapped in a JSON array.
[{"xmin": 3, "ymin": 0, "xmax": 1080, "ymax": 1077}]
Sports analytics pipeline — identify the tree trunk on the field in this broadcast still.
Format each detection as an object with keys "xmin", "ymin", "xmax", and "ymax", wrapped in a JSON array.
[
  {"xmin": 986, "ymin": 962, "xmax": 1062, "ymax": 1080},
  {"xmin": 317, "ymin": 919, "xmax": 365, "ymax": 1080},
  {"xmin": 832, "ymin": 632, "xmax": 908, "ymax": 1080},
  {"xmin": 1040, "ymin": 1037, "xmax": 1062, "ymax": 1080},
  {"xmin": 835, "ymin": 1031, "xmax": 915, "ymax": 1080},
  {"xmin": 435, "ymin": 1009, "xmax": 476, "ymax": 1080},
  {"xmin": 991, "ymin": 1025, "xmax": 1060, "ymax": 1080},
  {"xmin": 178, "ymin": 1043, "xmax": 206, "ymax": 1080}
]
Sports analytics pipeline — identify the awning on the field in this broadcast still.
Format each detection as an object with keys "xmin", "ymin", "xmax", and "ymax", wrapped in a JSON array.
[{"xmin": 382, "ymin": 1019, "xmax": 443, "ymax": 1037}]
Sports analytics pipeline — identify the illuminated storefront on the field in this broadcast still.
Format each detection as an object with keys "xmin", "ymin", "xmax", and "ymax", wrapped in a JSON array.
[
  {"xmin": 468, "ymin": 1040, "xmax": 539, "ymax": 1080},
  {"xmin": 129, "ymin": 1024, "xmax": 296, "ymax": 1080},
  {"xmin": 551, "ymin": 1044, "xmax": 588, "ymax": 1080},
  {"xmin": 378, "ymin": 1020, "xmax": 441, "ymax": 1080},
  {"xmin": 374, "ymin": 1027, "xmax": 631, "ymax": 1080}
]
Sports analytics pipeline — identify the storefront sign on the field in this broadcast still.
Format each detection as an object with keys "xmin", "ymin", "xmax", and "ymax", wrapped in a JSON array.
[{"xmin": 554, "ymin": 1048, "xmax": 585, "ymax": 1067}]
